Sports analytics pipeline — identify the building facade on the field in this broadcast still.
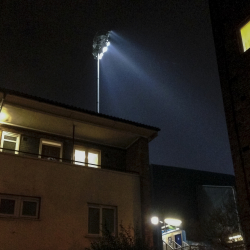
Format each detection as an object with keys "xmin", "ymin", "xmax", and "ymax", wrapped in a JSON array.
[
  {"xmin": 0, "ymin": 89, "xmax": 159, "ymax": 250},
  {"xmin": 209, "ymin": 1, "xmax": 250, "ymax": 248},
  {"xmin": 151, "ymin": 165, "xmax": 236, "ymax": 244}
]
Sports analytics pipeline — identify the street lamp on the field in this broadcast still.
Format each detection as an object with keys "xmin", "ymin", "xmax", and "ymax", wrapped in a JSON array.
[
  {"xmin": 151, "ymin": 216, "xmax": 183, "ymax": 250},
  {"xmin": 92, "ymin": 30, "xmax": 111, "ymax": 113},
  {"xmin": 151, "ymin": 216, "xmax": 163, "ymax": 250}
]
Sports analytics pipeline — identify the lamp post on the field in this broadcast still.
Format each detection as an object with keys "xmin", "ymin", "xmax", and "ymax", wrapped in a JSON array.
[
  {"xmin": 92, "ymin": 30, "xmax": 110, "ymax": 113},
  {"xmin": 151, "ymin": 216, "xmax": 182, "ymax": 250},
  {"xmin": 151, "ymin": 216, "xmax": 163, "ymax": 250}
]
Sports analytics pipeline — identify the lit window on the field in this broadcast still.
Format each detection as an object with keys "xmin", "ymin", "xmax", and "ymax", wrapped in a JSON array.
[
  {"xmin": 0, "ymin": 131, "xmax": 20, "ymax": 154},
  {"xmin": 74, "ymin": 146, "xmax": 100, "ymax": 167},
  {"xmin": 0, "ymin": 194, "xmax": 40, "ymax": 218},
  {"xmin": 39, "ymin": 139, "xmax": 62, "ymax": 161},
  {"xmin": 240, "ymin": 20, "xmax": 250, "ymax": 52},
  {"xmin": 88, "ymin": 205, "xmax": 116, "ymax": 235}
]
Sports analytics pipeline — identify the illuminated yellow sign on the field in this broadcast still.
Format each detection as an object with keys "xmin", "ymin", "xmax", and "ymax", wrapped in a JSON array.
[{"xmin": 241, "ymin": 21, "xmax": 250, "ymax": 52}]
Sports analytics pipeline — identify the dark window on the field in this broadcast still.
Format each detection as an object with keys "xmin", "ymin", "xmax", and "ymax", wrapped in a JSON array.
[
  {"xmin": 41, "ymin": 144, "xmax": 61, "ymax": 160},
  {"xmin": 22, "ymin": 201, "xmax": 38, "ymax": 217},
  {"xmin": 102, "ymin": 208, "xmax": 115, "ymax": 234},
  {"xmin": 88, "ymin": 207, "xmax": 100, "ymax": 234},
  {"xmin": 88, "ymin": 205, "xmax": 116, "ymax": 235},
  {"xmin": 0, "ymin": 199, "xmax": 15, "ymax": 214},
  {"xmin": 0, "ymin": 194, "xmax": 40, "ymax": 218},
  {"xmin": 2, "ymin": 141, "xmax": 16, "ymax": 153}
]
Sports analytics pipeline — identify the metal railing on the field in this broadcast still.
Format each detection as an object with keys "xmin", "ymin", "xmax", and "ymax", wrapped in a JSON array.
[
  {"xmin": 163, "ymin": 240, "xmax": 208, "ymax": 250},
  {"xmin": 0, "ymin": 147, "xmax": 139, "ymax": 174}
]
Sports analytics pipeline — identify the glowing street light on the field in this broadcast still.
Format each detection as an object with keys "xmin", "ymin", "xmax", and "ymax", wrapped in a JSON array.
[
  {"xmin": 151, "ymin": 216, "xmax": 159, "ymax": 225},
  {"xmin": 151, "ymin": 216, "xmax": 182, "ymax": 250},
  {"xmin": 92, "ymin": 30, "xmax": 111, "ymax": 113},
  {"xmin": 164, "ymin": 218, "xmax": 182, "ymax": 227},
  {"xmin": 151, "ymin": 216, "xmax": 163, "ymax": 250}
]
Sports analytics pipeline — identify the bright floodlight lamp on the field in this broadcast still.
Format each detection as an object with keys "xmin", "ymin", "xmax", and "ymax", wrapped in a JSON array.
[
  {"xmin": 151, "ymin": 216, "xmax": 159, "ymax": 225},
  {"xmin": 164, "ymin": 218, "xmax": 182, "ymax": 227},
  {"xmin": 92, "ymin": 30, "xmax": 110, "ymax": 60},
  {"xmin": 92, "ymin": 30, "xmax": 111, "ymax": 113}
]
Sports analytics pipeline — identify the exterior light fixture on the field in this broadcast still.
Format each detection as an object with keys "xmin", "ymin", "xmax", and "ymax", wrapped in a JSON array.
[
  {"xmin": 0, "ymin": 112, "xmax": 7, "ymax": 121},
  {"xmin": 229, "ymin": 235, "xmax": 242, "ymax": 240},
  {"xmin": 151, "ymin": 216, "xmax": 159, "ymax": 225},
  {"xmin": 92, "ymin": 30, "xmax": 111, "ymax": 113},
  {"xmin": 164, "ymin": 218, "xmax": 182, "ymax": 227}
]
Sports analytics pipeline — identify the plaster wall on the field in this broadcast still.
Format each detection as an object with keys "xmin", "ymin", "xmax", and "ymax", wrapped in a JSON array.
[{"xmin": 0, "ymin": 153, "xmax": 141, "ymax": 250}]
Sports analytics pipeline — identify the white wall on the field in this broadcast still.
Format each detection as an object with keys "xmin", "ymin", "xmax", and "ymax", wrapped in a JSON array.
[{"xmin": 0, "ymin": 153, "xmax": 141, "ymax": 250}]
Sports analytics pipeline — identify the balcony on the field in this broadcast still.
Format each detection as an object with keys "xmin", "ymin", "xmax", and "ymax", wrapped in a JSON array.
[{"xmin": 0, "ymin": 147, "xmax": 138, "ymax": 174}]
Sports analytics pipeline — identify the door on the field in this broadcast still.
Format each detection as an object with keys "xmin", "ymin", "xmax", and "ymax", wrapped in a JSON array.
[{"xmin": 175, "ymin": 234, "xmax": 182, "ymax": 247}]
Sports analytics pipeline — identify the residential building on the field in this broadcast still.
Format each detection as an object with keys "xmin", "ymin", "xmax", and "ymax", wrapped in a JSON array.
[
  {"xmin": 209, "ymin": 1, "xmax": 250, "ymax": 248},
  {"xmin": 0, "ymin": 88, "xmax": 159, "ymax": 250}
]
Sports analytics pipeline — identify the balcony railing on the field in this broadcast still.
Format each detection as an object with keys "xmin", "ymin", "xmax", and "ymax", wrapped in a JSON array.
[{"xmin": 0, "ymin": 147, "xmax": 139, "ymax": 174}]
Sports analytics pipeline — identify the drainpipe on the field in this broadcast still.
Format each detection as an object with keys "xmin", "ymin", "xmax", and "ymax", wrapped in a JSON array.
[{"xmin": 72, "ymin": 124, "xmax": 75, "ymax": 163}]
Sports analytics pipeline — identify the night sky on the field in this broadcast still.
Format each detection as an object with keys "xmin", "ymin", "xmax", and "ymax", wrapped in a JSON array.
[{"xmin": 0, "ymin": 0, "xmax": 234, "ymax": 175}]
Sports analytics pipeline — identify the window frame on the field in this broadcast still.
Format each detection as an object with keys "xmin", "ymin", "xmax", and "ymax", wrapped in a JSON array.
[
  {"xmin": 73, "ymin": 145, "xmax": 101, "ymax": 168},
  {"xmin": 19, "ymin": 197, "xmax": 40, "ymax": 218},
  {"xmin": 88, "ymin": 204, "xmax": 116, "ymax": 236},
  {"xmin": 39, "ymin": 138, "xmax": 63, "ymax": 162},
  {"xmin": 0, "ymin": 194, "xmax": 40, "ymax": 219},
  {"xmin": 0, "ymin": 131, "xmax": 20, "ymax": 154}
]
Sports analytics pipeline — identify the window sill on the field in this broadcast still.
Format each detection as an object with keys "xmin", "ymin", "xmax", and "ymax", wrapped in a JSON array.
[
  {"xmin": 85, "ymin": 234, "xmax": 102, "ymax": 239},
  {"xmin": 0, "ymin": 215, "xmax": 40, "ymax": 220}
]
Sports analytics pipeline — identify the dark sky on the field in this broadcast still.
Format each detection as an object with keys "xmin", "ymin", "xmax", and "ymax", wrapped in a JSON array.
[{"xmin": 0, "ymin": 0, "xmax": 234, "ymax": 175}]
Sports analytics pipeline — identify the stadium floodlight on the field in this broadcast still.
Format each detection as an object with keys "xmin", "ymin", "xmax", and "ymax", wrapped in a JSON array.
[{"xmin": 92, "ymin": 30, "xmax": 111, "ymax": 113}]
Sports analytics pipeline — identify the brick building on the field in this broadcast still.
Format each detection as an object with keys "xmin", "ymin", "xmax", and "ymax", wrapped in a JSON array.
[
  {"xmin": 0, "ymin": 88, "xmax": 159, "ymax": 250},
  {"xmin": 209, "ymin": 1, "xmax": 250, "ymax": 248}
]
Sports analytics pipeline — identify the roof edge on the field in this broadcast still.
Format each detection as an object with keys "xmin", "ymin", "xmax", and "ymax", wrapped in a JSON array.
[{"xmin": 0, "ymin": 87, "xmax": 160, "ymax": 132}]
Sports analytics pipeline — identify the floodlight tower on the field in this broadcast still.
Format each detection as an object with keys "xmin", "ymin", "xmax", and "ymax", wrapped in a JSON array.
[{"xmin": 92, "ymin": 30, "xmax": 110, "ymax": 113}]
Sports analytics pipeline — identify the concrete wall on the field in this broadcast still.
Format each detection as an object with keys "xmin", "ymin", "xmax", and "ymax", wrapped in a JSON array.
[
  {"xmin": 0, "ymin": 153, "xmax": 141, "ymax": 250},
  {"xmin": 126, "ymin": 137, "xmax": 153, "ymax": 245}
]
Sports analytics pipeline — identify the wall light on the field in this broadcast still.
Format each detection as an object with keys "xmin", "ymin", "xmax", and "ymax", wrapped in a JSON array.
[
  {"xmin": 0, "ymin": 112, "xmax": 8, "ymax": 122},
  {"xmin": 229, "ymin": 235, "xmax": 242, "ymax": 240}
]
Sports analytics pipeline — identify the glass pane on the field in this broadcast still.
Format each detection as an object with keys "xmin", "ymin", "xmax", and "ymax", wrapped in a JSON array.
[
  {"xmin": 88, "ymin": 208, "xmax": 100, "ymax": 234},
  {"xmin": 2, "ymin": 141, "xmax": 16, "ymax": 154},
  {"xmin": 22, "ymin": 201, "xmax": 37, "ymax": 217},
  {"xmin": 241, "ymin": 20, "xmax": 250, "ymax": 52},
  {"xmin": 75, "ymin": 149, "xmax": 85, "ymax": 166},
  {"xmin": 102, "ymin": 208, "xmax": 115, "ymax": 234},
  {"xmin": 4, "ymin": 135, "xmax": 17, "ymax": 141},
  {"xmin": 41, "ymin": 144, "xmax": 61, "ymax": 160},
  {"xmin": 88, "ymin": 152, "xmax": 98, "ymax": 168},
  {"xmin": 0, "ymin": 199, "xmax": 15, "ymax": 214}
]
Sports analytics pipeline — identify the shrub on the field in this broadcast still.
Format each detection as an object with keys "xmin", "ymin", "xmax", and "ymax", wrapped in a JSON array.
[{"xmin": 86, "ymin": 224, "xmax": 154, "ymax": 250}]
